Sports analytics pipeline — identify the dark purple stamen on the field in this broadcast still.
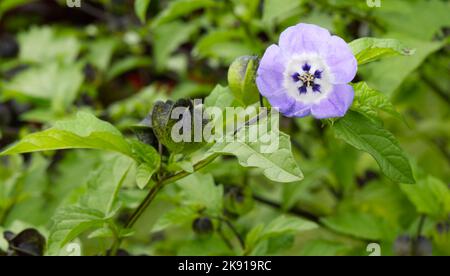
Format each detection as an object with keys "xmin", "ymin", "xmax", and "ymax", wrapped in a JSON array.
[
  {"xmin": 302, "ymin": 63, "xmax": 311, "ymax": 72},
  {"xmin": 299, "ymin": 85, "xmax": 307, "ymax": 94},
  {"xmin": 292, "ymin": 72, "xmax": 300, "ymax": 82},
  {"xmin": 313, "ymin": 84, "xmax": 321, "ymax": 93},
  {"xmin": 314, "ymin": 70, "xmax": 322, "ymax": 79}
]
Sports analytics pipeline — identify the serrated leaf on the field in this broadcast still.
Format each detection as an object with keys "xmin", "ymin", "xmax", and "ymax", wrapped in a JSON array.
[
  {"xmin": 130, "ymin": 139, "xmax": 160, "ymax": 165},
  {"xmin": 135, "ymin": 0, "xmax": 151, "ymax": 23},
  {"xmin": 152, "ymin": 0, "xmax": 217, "ymax": 27},
  {"xmin": 80, "ymin": 155, "xmax": 133, "ymax": 214},
  {"xmin": 204, "ymin": 85, "xmax": 241, "ymax": 109},
  {"xmin": 210, "ymin": 119, "xmax": 303, "ymax": 183},
  {"xmin": 401, "ymin": 176, "xmax": 450, "ymax": 219},
  {"xmin": 47, "ymin": 206, "xmax": 106, "ymax": 255},
  {"xmin": 334, "ymin": 111, "xmax": 414, "ymax": 184},
  {"xmin": 349, "ymin": 37, "xmax": 415, "ymax": 65},
  {"xmin": 47, "ymin": 155, "xmax": 133, "ymax": 255},
  {"xmin": 351, "ymin": 82, "xmax": 403, "ymax": 122},
  {"xmin": 0, "ymin": 112, "xmax": 132, "ymax": 157}
]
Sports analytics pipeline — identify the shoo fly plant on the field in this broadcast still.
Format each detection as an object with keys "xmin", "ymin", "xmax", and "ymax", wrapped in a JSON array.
[{"xmin": 0, "ymin": 0, "xmax": 448, "ymax": 257}]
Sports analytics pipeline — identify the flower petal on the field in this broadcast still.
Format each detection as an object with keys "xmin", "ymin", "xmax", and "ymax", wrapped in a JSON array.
[
  {"xmin": 265, "ymin": 91, "xmax": 296, "ymax": 115},
  {"xmin": 279, "ymin": 23, "xmax": 331, "ymax": 56},
  {"xmin": 288, "ymin": 101, "xmax": 311, "ymax": 118},
  {"xmin": 256, "ymin": 44, "xmax": 285, "ymax": 97},
  {"xmin": 325, "ymin": 36, "xmax": 357, "ymax": 84},
  {"xmin": 311, "ymin": 84, "xmax": 354, "ymax": 119}
]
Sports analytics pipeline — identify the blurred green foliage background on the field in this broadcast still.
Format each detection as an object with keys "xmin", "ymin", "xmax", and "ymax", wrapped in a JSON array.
[{"xmin": 0, "ymin": 0, "xmax": 449, "ymax": 256}]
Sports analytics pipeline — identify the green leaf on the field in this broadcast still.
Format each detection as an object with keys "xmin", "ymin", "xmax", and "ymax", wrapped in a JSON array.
[
  {"xmin": 3, "ymin": 62, "xmax": 83, "ymax": 112},
  {"xmin": 349, "ymin": 37, "xmax": 415, "ymax": 65},
  {"xmin": 47, "ymin": 155, "xmax": 133, "ymax": 255},
  {"xmin": 245, "ymin": 216, "xmax": 317, "ymax": 254},
  {"xmin": 86, "ymin": 38, "xmax": 117, "ymax": 71},
  {"xmin": 47, "ymin": 206, "xmax": 106, "ymax": 256},
  {"xmin": 401, "ymin": 176, "xmax": 450, "ymax": 219},
  {"xmin": 371, "ymin": 0, "xmax": 450, "ymax": 41},
  {"xmin": 194, "ymin": 29, "xmax": 255, "ymax": 62},
  {"xmin": 152, "ymin": 0, "xmax": 217, "ymax": 27},
  {"xmin": 151, "ymin": 99, "xmax": 206, "ymax": 154},
  {"xmin": 135, "ymin": 0, "xmax": 151, "ymax": 23},
  {"xmin": 17, "ymin": 26, "xmax": 80, "ymax": 64},
  {"xmin": 80, "ymin": 155, "xmax": 133, "ymax": 214},
  {"xmin": 0, "ymin": 112, "xmax": 132, "ymax": 157},
  {"xmin": 130, "ymin": 139, "xmax": 160, "ymax": 165},
  {"xmin": 210, "ymin": 119, "xmax": 303, "ymax": 183},
  {"xmin": 300, "ymin": 240, "xmax": 354, "ymax": 256},
  {"xmin": 351, "ymin": 82, "xmax": 403, "ymax": 122},
  {"xmin": 321, "ymin": 212, "xmax": 391, "ymax": 240},
  {"xmin": 153, "ymin": 21, "xmax": 198, "ymax": 71},
  {"xmin": 106, "ymin": 56, "xmax": 152, "ymax": 81},
  {"xmin": 334, "ymin": 111, "xmax": 414, "ymax": 184},
  {"xmin": 359, "ymin": 37, "xmax": 445, "ymax": 95},
  {"xmin": 177, "ymin": 173, "xmax": 223, "ymax": 215},
  {"xmin": 204, "ymin": 85, "xmax": 241, "ymax": 109},
  {"xmin": 262, "ymin": 0, "xmax": 302, "ymax": 25},
  {"xmin": 153, "ymin": 207, "xmax": 198, "ymax": 232},
  {"xmin": 136, "ymin": 163, "xmax": 155, "ymax": 189}
]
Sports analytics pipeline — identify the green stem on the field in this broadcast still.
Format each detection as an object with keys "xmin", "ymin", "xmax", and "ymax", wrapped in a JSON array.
[
  {"xmin": 110, "ymin": 153, "xmax": 221, "ymax": 251},
  {"xmin": 112, "ymin": 110, "xmax": 265, "ymax": 251},
  {"xmin": 222, "ymin": 218, "xmax": 245, "ymax": 250},
  {"xmin": 125, "ymin": 180, "xmax": 165, "ymax": 230},
  {"xmin": 412, "ymin": 215, "xmax": 426, "ymax": 255}
]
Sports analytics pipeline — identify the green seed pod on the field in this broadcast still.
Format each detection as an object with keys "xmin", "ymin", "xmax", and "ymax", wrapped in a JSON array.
[
  {"xmin": 192, "ymin": 217, "xmax": 214, "ymax": 235},
  {"xmin": 224, "ymin": 186, "xmax": 254, "ymax": 216},
  {"xmin": 228, "ymin": 55, "xmax": 260, "ymax": 106}
]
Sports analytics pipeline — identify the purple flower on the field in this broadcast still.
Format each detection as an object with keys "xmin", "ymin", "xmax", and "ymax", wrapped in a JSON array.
[{"xmin": 256, "ymin": 23, "xmax": 357, "ymax": 119}]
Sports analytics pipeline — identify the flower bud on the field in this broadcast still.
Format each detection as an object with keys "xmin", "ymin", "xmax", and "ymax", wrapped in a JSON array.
[
  {"xmin": 224, "ymin": 186, "xmax": 254, "ymax": 216},
  {"xmin": 228, "ymin": 55, "xmax": 260, "ymax": 105}
]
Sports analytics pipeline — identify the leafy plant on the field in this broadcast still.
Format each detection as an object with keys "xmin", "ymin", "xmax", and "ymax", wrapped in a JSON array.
[{"xmin": 0, "ymin": 0, "xmax": 448, "ymax": 257}]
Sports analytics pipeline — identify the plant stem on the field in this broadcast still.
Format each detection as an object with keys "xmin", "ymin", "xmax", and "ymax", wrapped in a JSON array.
[
  {"xmin": 218, "ymin": 227, "xmax": 234, "ymax": 250},
  {"xmin": 412, "ymin": 215, "xmax": 426, "ymax": 255},
  {"xmin": 222, "ymin": 218, "xmax": 245, "ymax": 250},
  {"xmin": 160, "ymin": 153, "xmax": 220, "ymax": 185},
  {"xmin": 112, "ymin": 109, "xmax": 266, "ymax": 251},
  {"xmin": 253, "ymin": 194, "xmax": 321, "ymax": 224},
  {"xmin": 125, "ymin": 181, "xmax": 165, "ymax": 229},
  {"xmin": 110, "ymin": 153, "xmax": 221, "ymax": 252}
]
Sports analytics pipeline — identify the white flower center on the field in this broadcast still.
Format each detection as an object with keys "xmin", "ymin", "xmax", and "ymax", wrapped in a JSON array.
[{"xmin": 283, "ymin": 53, "xmax": 333, "ymax": 104}]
